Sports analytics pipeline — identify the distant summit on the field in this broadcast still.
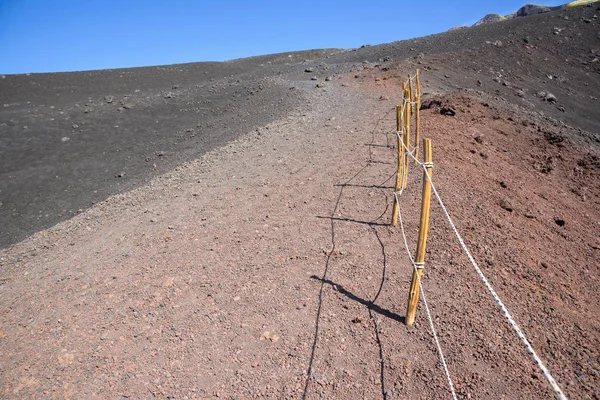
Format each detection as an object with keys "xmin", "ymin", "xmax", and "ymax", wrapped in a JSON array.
[
  {"xmin": 509, "ymin": 3, "xmax": 552, "ymax": 18},
  {"xmin": 473, "ymin": 0, "xmax": 597, "ymax": 26},
  {"xmin": 473, "ymin": 14, "xmax": 506, "ymax": 26}
]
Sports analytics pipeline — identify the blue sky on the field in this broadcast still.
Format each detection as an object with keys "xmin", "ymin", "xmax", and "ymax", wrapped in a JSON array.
[{"xmin": 0, "ymin": 0, "xmax": 566, "ymax": 74}]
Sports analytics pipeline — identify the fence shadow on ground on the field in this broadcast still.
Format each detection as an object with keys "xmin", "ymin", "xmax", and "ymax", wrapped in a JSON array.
[{"xmin": 302, "ymin": 108, "xmax": 397, "ymax": 400}]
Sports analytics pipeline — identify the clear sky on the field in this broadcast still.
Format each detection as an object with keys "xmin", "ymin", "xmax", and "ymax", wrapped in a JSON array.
[{"xmin": 0, "ymin": 0, "xmax": 566, "ymax": 75}]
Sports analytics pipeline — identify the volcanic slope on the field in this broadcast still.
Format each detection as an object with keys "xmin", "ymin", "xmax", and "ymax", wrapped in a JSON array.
[{"xmin": 0, "ymin": 3, "xmax": 599, "ymax": 399}]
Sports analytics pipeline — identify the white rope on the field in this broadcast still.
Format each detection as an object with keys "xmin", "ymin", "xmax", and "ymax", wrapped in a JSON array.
[
  {"xmin": 393, "ymin": 192, "xmax": 458, "ymax": 400},
  {"xmin": 399, "ymin": 140, "xmax": 568, "ymax": 400}
]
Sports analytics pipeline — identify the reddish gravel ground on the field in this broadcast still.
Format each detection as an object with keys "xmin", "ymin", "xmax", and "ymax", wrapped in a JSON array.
[
  {"xmin": 1, "ymin": 68, "xmax": 599, "ymax": 399},
  {"xmin": 1, "ymin": 4, "xmax": 599, "ymax": 400}
]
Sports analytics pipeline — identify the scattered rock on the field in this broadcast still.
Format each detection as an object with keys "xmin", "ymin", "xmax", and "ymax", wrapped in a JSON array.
[
  {"xmin": 163, "ymin": 277, "xmax": 175, "ymax": 287},
  {"xmin": 536, "ymin": 91, "xmax": 557, "ymax": 102},
  {"xmin": 304, "ymin": 67, "xmax": 314, "ymax": 73},
  {"xmin": 554, "ymin": 217, "xmax": 565, "ymax": 227},
  {"xmin": 516, "ymin": 89, "xmax": 526, "ymax": 98},
  {"xmin": 440, "ymin": 106, "xmax": 456, "ymax": 116},
  {"xmin": 325, "ymin": 76, "xmax": 332, "ymax": 82},
  {"xmin": 500, "ymin": 198, "xmax": 514, "ymax": 212},
  {"xmin": 71, "ymin": 124, "xmax": 79, "ymax": 129},
  {"xmin": 104, "ymin": 96, "xmax": 113, "ymax": 103},
  {"xmin": 310, "ymin": 76, "xmax": 317, "ymax": 81},
  {"xmin": 420, "ymin": 99, "xmax": 442, "ymax": 110},
  {"xmin": 61, "ymin": 137, "xmax": 70, "ymax": 142},
  {"xmin": 260, "ymin": 331, "xmax": 279, "ymax": 343},
  {"xmin": 474, "ymin": 135, "xmax": 485, "ymax": 144}
]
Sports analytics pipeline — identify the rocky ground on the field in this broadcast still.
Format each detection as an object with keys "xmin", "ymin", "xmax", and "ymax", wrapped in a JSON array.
[{"xmin": 1, "ymin": 4, "xmax": 599, "ymax": 400}]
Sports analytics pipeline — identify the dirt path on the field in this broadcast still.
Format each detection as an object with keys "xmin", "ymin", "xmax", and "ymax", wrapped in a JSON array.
[{"xmin": 1, "ymin": 70, "xmax": 598, "ymax": 399}]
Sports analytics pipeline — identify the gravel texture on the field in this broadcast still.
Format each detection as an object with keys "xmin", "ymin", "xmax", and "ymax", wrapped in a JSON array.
[{"xmin": 0, "ymin": 4, "xmax": 599, "ymax": 399}]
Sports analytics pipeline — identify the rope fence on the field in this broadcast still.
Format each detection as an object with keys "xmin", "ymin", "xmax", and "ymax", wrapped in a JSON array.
[{"xmin": 390, "ymin": 70, "xmax": 567, "ymax": 400}]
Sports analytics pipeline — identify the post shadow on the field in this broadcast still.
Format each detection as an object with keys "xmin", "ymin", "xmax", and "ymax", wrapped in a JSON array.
[{"xmin": 302, "ymin": 107, "xmax": 397, "ymax": 399}]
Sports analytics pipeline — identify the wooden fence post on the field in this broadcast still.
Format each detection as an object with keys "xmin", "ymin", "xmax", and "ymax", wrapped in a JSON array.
[
  {"xmin": 406, "ymin": 138, "xmax": 433, "ymax": 325},
  {"xmin": 391, "ymin": 104, "xmax": 404, "ymax": 226},
  {"xmin": 402, "ymin": 86, "xmax": 411, "ymax": 189},
  {"xmin": 414, "ymin": 70, "xmax": 421, "ymax": 162}
]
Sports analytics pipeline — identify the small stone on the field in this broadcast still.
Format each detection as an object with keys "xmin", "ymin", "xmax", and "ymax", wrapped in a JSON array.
[
  {"xmin": 304, "ymin": 67, "xmax": 314, "ymax": 73},
  {"xmin": 544, "ymin": 92, "xmax": 557, "ymax": 102},
  {"xmin": 310, "ymin": 76, "xmax": 317, "ymax": 81},
  {"xmin": 500, "ymin": 198, "xmax": 513, "ymax": 212},
  {"xmin": 325, "ymin": 76, "xmax": 332, "ymax": 81},
  {"xmin": 163, "ymin": 277, "xmax": 175, "ymax": 287},
  {"xmin": 440, "ymin": 107, "xmax": 456, "ymax": 116},
  {"xmin": 61, "ymin": 137, "xmax": 70, "ymax": 142},
  {"xmin": 71, "ymin": 124, "xmax": 79, "ymax": 129},
  {"xmin": 554, "ymin": 217, "xmax": 565, "ymax": 227},
  {"xmin": 105, "ymin": 96, "xmax": 113, "ymax": 103},
  {"xmin": 474, "ymin": 135, "xmax": 484, "ymax": 144},
  {"xmin": 516, "ymin": 89, "xmax": 525, "ymax": 98}
]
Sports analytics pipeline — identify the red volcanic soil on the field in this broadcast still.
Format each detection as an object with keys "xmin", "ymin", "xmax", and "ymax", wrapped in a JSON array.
[{"xmin": 0, "ymin": 4, "xmax": 599, "ymax": 399}]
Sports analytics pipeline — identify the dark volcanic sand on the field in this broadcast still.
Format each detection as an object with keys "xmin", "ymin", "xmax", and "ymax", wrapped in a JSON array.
[{"xmin": 1, "ymin": 6, "xmax": 599, "ymax": 249}]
